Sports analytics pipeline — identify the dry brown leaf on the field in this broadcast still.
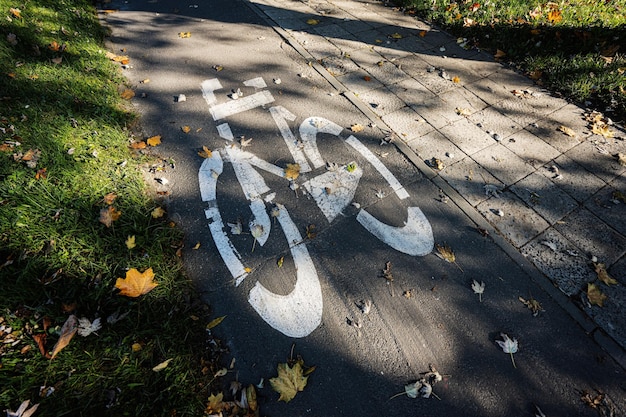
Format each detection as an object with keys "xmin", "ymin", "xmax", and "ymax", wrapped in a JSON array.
[
  {"xmin": 519, "ymin": 296, "xmax": 543, "ymax": 316},
  {"xmin": 419, "ymin": 30, "xmax": 427, "ymax": 37},
  {"xmin": 206, "ymin": 392, "xmax": 224, "ymax": 413},
  {"xmin": 120, "ymin": 89, "xmax": 135, "ymax": 100},
  {"xmin": 591, "ymin": 123, "xmax": 613, "ymax": 138},
  {"xmin": 305, "ymin": 224, "xmax": 317, "ymax": 239},
  {"xmin": 206, "ymin": 315, "xmax": 226, "ymax": 330},
  {"xmin": 455, "ymin": 107, "xmax": 471, "ymax": 117},
  {"xmin": 115, "ymin": 268, "xmax": 158, "ymax": 297},
  {"xmin": 146, "ymin": 135, "xmax": 161, "ymax": 146},
  {"xmin": 49, "ymin": 41, "xmax": 60, "ymax": 51},
  {"xmin": 181, "ymin": 125, "xmax": 191, "ymax": 133},
  {"xmin": 594, "ymin": 262, "xmax": 618, "ymax": 285},
  {"xmin": 558, "ymin": 125, "xmax": 577, "ymax": 137},
  {"xmin": 350, "ymin": 124, "xmax": 365, "ymax": 132},
  {"xmin": 587, "ymin": 282, "xmax": 607, "ymax": 307},
  {"xmin": 198, "ymin": 146, "xmax": 212, "ymax": 158},
  {"xmin": 284, "ymin": 163, "xmax": 301, "ymax": 180},
  {"xmin": 436, "ymin": 243, "xmax": 463, "ymax": 272},
  {"xmin": 51, "ymin": 315, "xmax": 78, "ymax": 359},
  {"xmin": 99, "ymin": 206, "xmax": 121, "ymax": 227},
  {"xmin": 494, "ymin": 49, "xmax": 507, "ymax": 59},
  {"xmin": 103, "ymin": 192, "xmax": 117, "ymax": 205}
]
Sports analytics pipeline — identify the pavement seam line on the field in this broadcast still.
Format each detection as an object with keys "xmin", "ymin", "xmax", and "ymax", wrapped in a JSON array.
[{"xmin": 241, "ymin": 0, "xmax": 626, "ymax": 369}]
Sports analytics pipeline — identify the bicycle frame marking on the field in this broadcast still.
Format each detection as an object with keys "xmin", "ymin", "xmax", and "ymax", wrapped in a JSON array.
[{"xmin": 198, "ymin": 77, "xmax": 434, "ymax": 337}]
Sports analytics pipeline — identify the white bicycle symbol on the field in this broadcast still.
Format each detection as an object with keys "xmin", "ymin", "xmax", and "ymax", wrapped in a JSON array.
[{"xmin": 198, "ymin": 77, "xmax": 434, "ymax": 338}]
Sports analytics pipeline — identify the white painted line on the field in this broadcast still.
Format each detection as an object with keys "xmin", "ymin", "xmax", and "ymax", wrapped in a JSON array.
[
  {"xmin": 269, "ymin": 106, "xmax": 312, "ymax": 173},
  {"xmin": 303, "ymin": 166, "xmax": 362, "ymax": 222},
  {"xmin": 345, "ymin": 135, "xmax": 410, "ymax": 200},
  {"xmin": 249, "ymin": 198, "xmax": 270, "ymax": 246},
  {"xmin": 210, "ymin": 90, "xmax": 275, "ymax": 121},
  {"xmin": 248, "ymin": 203, "xmax": 323, "ymax": 338},
  {"xmin": 201, "ymin": 78, "xmax": 223, "ymax": 106},
  {"xmin": 299, "ymin": 117, "xmax": 344, "ymax": 169},
  {"xmin": 356, "ymin": 207, "xmax": 434, "ymax": 256},
  {"xmin": 226, "ymin": 147, "xmax": 272, "ymax": 199},
  {"xmin": 216, "ymin": 123, "xmax": 234, "ymax": 141},
  {"xmin": 243, "ymin": 77, "xmax": 267, "ymax": 89},
  {"xmin": 199, "ymin": 154, "xmax": 248, "ymax": 285}
]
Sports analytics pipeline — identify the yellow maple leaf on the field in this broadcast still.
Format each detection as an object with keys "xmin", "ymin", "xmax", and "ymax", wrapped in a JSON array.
[
  {"xmin": 452, "ymin": 76, "xmax": 461, "ymax": 83},
  {"xmin": 181, "ymin": 125, "xmax": 191, "ymax": 133},
  {"xmin": 591, "ymin": 123, "xmax": 613, "ymax": 138},
  {"xmin": 284, "ymin": 163, "xmax": 300, "ymax": 180},
  {"xmin": 206, "ymin": 392, "xmax": 224, "ymax": 413},
  {"xmin": 178, "ymin": 32, "xmax": 191, "ymax": 38},
  {"xmin": 130, "ymin": 141, "xmax": 147, "ymax": 149},
  {"xmin": 152, "ymin": 207, "xmax": 166, "ymax": 218},
  {"xmin": 126, "ymin": 235, "xmax": 136, "ymax": 250},
  {"xmin": 306, "ymin": 18, "xmax": 319, "ymax": 25},
  {"xmin": 547, "ymin": 9, "xmax": 562, "ymax": 23},
  {"xmin": 103, "ymin": 192, "xmax": 117, "ymax": 205},
  {"xmin": 269, "ymin": 361, "xmax": 309, "ymax": 402},
  {"xmin": 115, "ymin": 268, "xmax": 158, "ymax": 297},
  {"xmin": 350, "ymin": 123, "xmax": 364, "ymax": 132},
  {"xmin": 587, "ymin": 282, "xmax": 607, "ymax": 307},
  {"xmin": 146, "ymin": 135, "xmax": 161, "ymax": 146}
]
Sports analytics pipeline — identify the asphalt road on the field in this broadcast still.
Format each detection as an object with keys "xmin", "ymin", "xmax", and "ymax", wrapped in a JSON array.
[{"xmin": 101, "ymin": 0, "xmax": 626, "ymax": 415}]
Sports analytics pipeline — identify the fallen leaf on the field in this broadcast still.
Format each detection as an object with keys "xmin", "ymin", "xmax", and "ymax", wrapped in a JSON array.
[
  {"xmin": 152, "ymin": 358, "xmax": 173, "ymax": 372},
  {"xmin": 125, "ymin": 235, "xmax": 136, "ymax": 250},
  {"xmin": 99, "ymin": 206, "xmax": 121, "ymax": 227},
  {"xmin": 269, "ymin": 361, "xmax": 310, "ymax": 402},
  {"xmin": 471, "ymin": 280, "xmax": 485, "ymax": 302},
  {"xmin": 146, "ymin": 135, "xmax": 161, "ymax": 146},
  {"xmin": 455, "ymin": 107, "xmax": 471, "ymax": 116},
  {"xmin": 529, "ymin": 70, "xmax": 543, "ymax": 80},
  {"xmin": 250, "ymin": 223, "xmax": 264, "ymax": 252},
  {"xmin": 77, "ymin": 317, "xmax": 101, "ymax": 337},
  {"xmin": 558, "ymin": 125, "xmax": 577, "ymax": 137},
  {"xmin": 130, "ymin": 141, "xmax": 147, "ymax": 149},
  {"xmin": 192, "ymin": 242, "xmax": 201, "ymax": 250},
  {"xmin": 284, "ymin": 163, "xmax": 301, "ymax": 180},
  {"xmin": 350, "ymin": 123, "xmax": 365, "ymax": 132},
  {"xmin": 452, "ymin": 76, "xmax": 460, "ymax": 83},
  {"xmin": 49, "ymin": 41, "xmax": 60, "ymax": 51},
  {"xmin": 591, "ymin": 123, "xmax": 613, "ymax": 138},
  {"xmin": 277, "ymin": 256, "xmax": 284, "ymax": 268},
  {"xmin": 429, "ymin": 157, "xmax": 444, "ymax": 170},
  {"xmin": 120, "ymin": 89, "xmax": 135, "ymax": 100},
  {"xmin": 181, "ymin": 125, "xmax": 191, "ymax": 133},
  {"xmin": 198, "ymin": 146, "xmax": 212, "ymax": 158},
  {"xmin": 496, "ymin": 333, "xmax": 518, "ymax": 368},
  {"xmin": 587, "ymin": 282, "xmax": 607, "ymax": 306},
  {"xmin": 35, "ymin": 168, "xmax": 47, "ymax": 179},
  {"xmin": 178, "ymin": 32, "xmax": 191, "ymax": 38},
  {"xmin": 390, "ymin": 32, "xmax": 403, "ymax": 39},
  {"xmin": 115, "ymin": 268, "xmax": 158, "ymax": 297},
  {"xmin": 419, "ymin": 30, "xmax": 427, "ymax": 37},
  {"xmin": 594, "ymin": 263, "xmax": 618, "ymax": 285},
  {"xmin": 5, "ymin": 400, "xmax": 39, "ymax": 417},
  {"xmin": 306, "ymin": 18, "xmax": 319, "ymax": 25},
  {"xmin": 32, "ymin": 333, "xmax": 50, "ymax": 358},
  {"xmin": 151, "ymin": 207, "xmax": 166, "ymax": 218},
  {"xmin": 51, "ymin": 315, "xmax": 78, "ymax": 359},
  {"xmin": 206, "ymin": 315, "xmax": 226, "ymax": 330},
  {"xmin": 494, "ymin": 49, "xmax": 507, "ymax": 59},
  {"xmin": 547, "ymin": 9, "xmax": 562, "ymax": 23},
  {"xmin": 436, "ymin": 243, "xmax": 463, "ymax": 271},
  {"xmin": 9, "ymin": 7, "xmax": 21, "ymax": 18},
  {"xmin": 206, "ymin": 392, "xmax": 224, "ymax": 413},
  {"xmin": 103, "ymin": 192, "xmax": 117, "ymax": 205},
  {"xmin": 306, "ymin": 224, "xmax": 317, "ymax": 239},
  {"xmin": 132, "ymin": 342, "xmax": 142, "ymax": 352},
  {"xmin": 519, "ymin": 296, "xmax": 543, "ymax": 316},
  {"xmin": 212, "ymin": 64, "xmax": 223, "ymax": 71}
]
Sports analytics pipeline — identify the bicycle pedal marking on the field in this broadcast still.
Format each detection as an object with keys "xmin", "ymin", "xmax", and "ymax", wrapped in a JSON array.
[
  {"xmin": 356, "ymin": 207, "xmax": 434, "ymax": 256},
  {"xmin": 197, "ymin": 76, "xmax": 434, "ymax": 338}
]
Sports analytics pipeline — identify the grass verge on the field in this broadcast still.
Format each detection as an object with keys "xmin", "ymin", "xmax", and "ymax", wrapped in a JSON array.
[
  {"xmin": 0, "ymin": 1, "xmax": 224, "ymax": 415},
  {"xmin": 394, "ymin": 0, "xmax": 626, "ymax": 122}
]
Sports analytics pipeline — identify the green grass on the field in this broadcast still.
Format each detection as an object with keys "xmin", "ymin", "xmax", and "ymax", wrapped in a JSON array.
[
  {"xmin": 396, "ymin": 0, "xmax": 626, "ymax": 122},
  {"xmin": 0, "ymin": 1, "xmax": 223, "ymax": 415}
]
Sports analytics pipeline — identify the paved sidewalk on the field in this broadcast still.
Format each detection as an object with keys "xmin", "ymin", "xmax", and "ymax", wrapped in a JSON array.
[{"xmin": 246, "ymin": 0, "xmax": 626, "ymax": 355}]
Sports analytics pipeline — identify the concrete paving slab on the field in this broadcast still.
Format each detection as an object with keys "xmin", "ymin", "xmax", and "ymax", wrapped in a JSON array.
[
  {"xmin": 471, "ymin": 143, "xmax": 536, "ymax": 186},
  {"xmin": 380, "ymin": 106, "xmax": 434, "ymax": 140},
  {"xmin": 439, "ymin": 155, "xmax": 504, "ymax": 207},
  {"xmin": 415, "ymin": 53, "xmax": 483, "ymax": 85},
  {"xmin": 354, "ymin": 85, "xmax": 406, "ymax": 116},
  {"xmin": 468, "ymin": 106, "xmax": 524, "ymax": 142},
  {"xmin": 288, "ymin": 29, "xmax": 342, "ymax": 59},
  {"xmin": 526, "ymin": 103, "xmax": 591, "ymax": 153},
  {"xmin": 477, "ymin": 191, "xmax": 550, "ymax": 248},
  {"xmin": 521, "ymin": 228, "xmax": 594, "ymax": 296},
  {"xmin": 439, "ymin": 118, "xmax": 495, "ymax": 155},
  {"xmin": 336, "ymin": 18, "xmax": 377, "ymax": 35},
  {"xmin": 362, "ymin": 60, "xmax": 411, "ymax": 85},
  {"xmin": 539, "ymin": 154, "xmax": 607, "ymax": 203},
  {"xmin": 335, "ymin": 68, "xmax": 384, "ymax": 94},
  {"xmin": 408, "ymin": 130, "xmax": 467, "ymax": 168},
  {"xmin": 510, "ymin": 172, "xmax": 578, "ymax": 225},
  {"xmin": 398, "ymin": 55, "xmax": 460, "ymax": 95},
  {"xmin": 565, "ymin": 137, "xmax": 626, "ymax": 184},
  {"xmin": 387, "ymin": 77, "xmax": 436, "ymax": 107},
  {"xmin": 501, "ymin": 128, "xmax": 561, "ymax": 167},
  {"xmin": 555, "ymin": 208, "xmax": 626, "ymax": 265},
  {"xmin": 342, "ymin": 45, "xmax": 383, "ymax": 68},
  {"xmin": 319, "ymin": 54, "xmax": 360, "ymax": 76},
  {"xmin": 373, "ymin": 42, "xmax": 413, "ymax": 60},
  {"xmin": 493, "ymin": 97, "xmax": 543, "ymax": 127},
  {"xmin": 584, "ymin": 279, "xmax": 626, "ymax": 354},
  {"xmin": 390, "ymin": 35, "xmax": 432, "ymax": 54},
  {"xmin": 584, "ymin": 175, "xmax": 626, "ymax": 236}
]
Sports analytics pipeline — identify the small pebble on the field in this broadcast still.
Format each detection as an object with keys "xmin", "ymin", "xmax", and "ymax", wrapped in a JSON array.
[{"xmin": 493, "ymin": 133, "xmax": 501, "ymax": 141}]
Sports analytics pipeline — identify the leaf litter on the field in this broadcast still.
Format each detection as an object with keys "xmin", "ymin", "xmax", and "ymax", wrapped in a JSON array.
[
  {"xmin": 389, "ymin": 364, "xmax": 445, "ymax": 400},
  {"xmin": 496, "ymin": 333, "xmax": 519, "ymax": 368},
  {"xmin": 435, "ymin": 243, "xmax": 463, "ymax": 272}
]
